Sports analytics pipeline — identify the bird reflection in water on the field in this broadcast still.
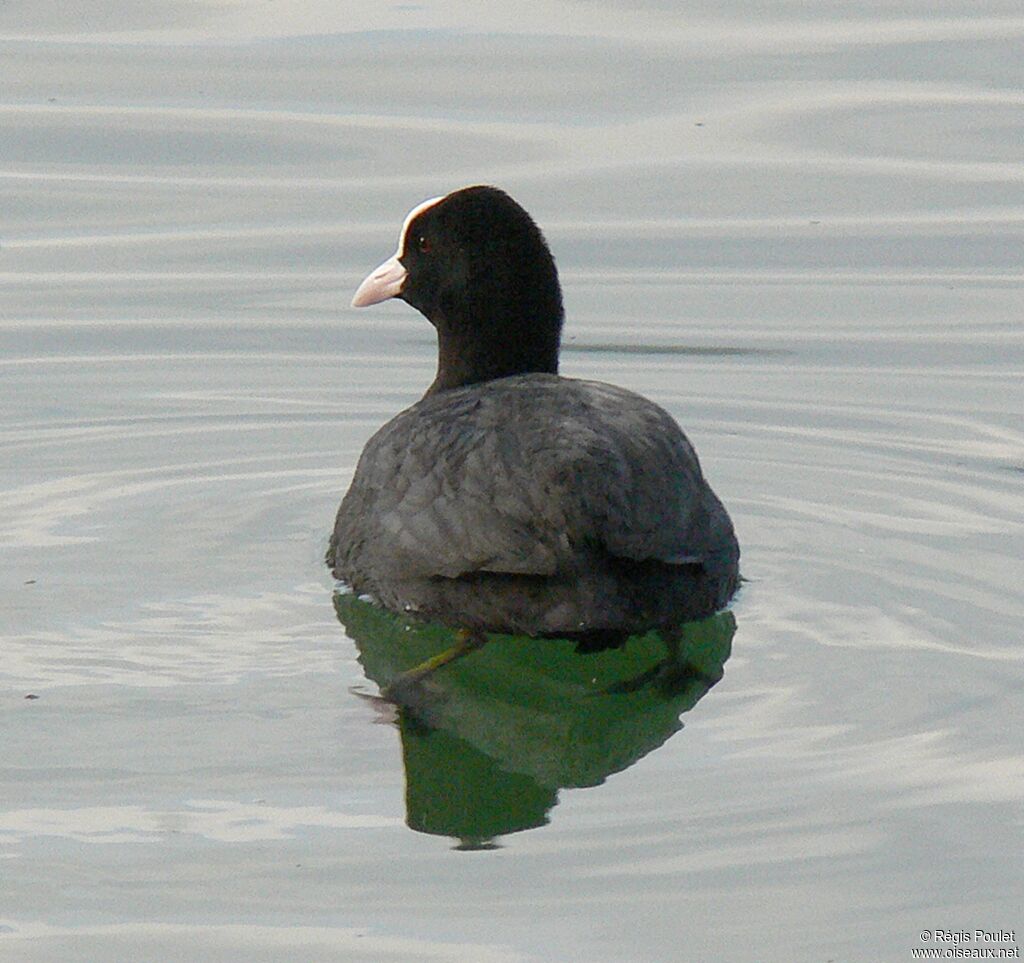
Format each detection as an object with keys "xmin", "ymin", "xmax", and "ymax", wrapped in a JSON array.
[{"xmin": 334, "ymin": 592, "xmax": 735, "ymax": 850}]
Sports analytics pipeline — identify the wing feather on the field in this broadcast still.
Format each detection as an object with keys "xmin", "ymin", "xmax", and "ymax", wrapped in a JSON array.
[{"xmin": 331, "ymin": 376, "xmax": 722, "ymax": 586}]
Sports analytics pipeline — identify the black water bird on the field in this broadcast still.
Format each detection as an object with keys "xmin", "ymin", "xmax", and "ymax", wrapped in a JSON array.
[{"xmin": 328, "ymin": 186, "xmax": 739, "ymax": 654}]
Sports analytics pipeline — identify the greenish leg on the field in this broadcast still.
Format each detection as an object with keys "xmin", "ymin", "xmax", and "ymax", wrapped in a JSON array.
[
  {"xmin": 603, "ymin": 632, "xmax": 722, "ymax": 696},
  {"xmin": 382, "ymin": 628, "xmax": 489, "ymax": 702}
]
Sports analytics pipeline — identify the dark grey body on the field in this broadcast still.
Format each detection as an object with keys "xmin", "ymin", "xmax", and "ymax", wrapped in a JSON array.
[{"xmin": 328, "ymin": 374, "xmax": 739, "ymax": 640}]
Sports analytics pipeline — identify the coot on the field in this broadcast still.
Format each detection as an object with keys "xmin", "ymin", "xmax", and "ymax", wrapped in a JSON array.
[{"xmin": 328, "ymin": 186, "xmax": 739, "ymax": 643}]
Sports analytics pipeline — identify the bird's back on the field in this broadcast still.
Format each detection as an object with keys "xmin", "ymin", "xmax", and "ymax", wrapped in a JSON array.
[{"xmin": 329, "ymin": 374, "xmax": 738, "ymax": 638}]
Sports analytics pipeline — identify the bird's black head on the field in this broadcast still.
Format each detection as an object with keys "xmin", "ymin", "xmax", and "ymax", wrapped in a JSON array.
[{"xmin": 352, "ymin": 186, "xmax": 564, "ymax": 394}]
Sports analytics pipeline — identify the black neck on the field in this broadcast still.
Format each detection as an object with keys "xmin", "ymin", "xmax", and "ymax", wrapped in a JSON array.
[{"xmin": 427, "ymin": 318, "xmax": 560, "ymax": 394}]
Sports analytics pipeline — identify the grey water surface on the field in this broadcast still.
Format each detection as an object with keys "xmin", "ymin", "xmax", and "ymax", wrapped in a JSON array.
[{"xmin": 2, "ymin": 3, "xmax": 1023, "ymax": 961}]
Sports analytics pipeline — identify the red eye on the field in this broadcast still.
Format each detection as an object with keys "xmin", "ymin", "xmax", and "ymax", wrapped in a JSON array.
[{"xmin": 417, "ymin": 234, "xmax": 431, "ymax": 254}]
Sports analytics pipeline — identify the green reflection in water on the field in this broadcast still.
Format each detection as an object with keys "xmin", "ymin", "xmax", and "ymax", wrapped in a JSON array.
[{"xmin": 334, "ymin": 593, "xmax": 735, "ymax": 849}]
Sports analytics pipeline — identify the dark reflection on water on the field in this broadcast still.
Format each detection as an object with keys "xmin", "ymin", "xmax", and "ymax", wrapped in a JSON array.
[
  {"xmin": 565, "ymin": 343, "xmax": 790, "ymax": 358},
  {"xmin": 333, "ymin": 592, "xmax": 735, "ymax": 850},
  {"xmin": 402, "ymin": 336, "xmax": 787, "ymax": 358}
]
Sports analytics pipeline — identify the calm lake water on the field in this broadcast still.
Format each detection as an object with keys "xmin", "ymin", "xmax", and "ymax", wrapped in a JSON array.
[{"xmin": 2, "ymin": 3, "xmax": 1023, "ymax": 961}]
